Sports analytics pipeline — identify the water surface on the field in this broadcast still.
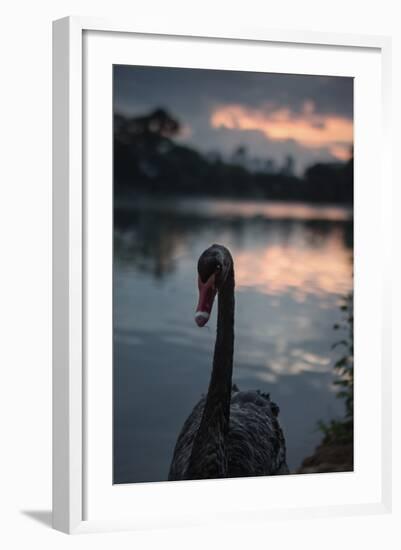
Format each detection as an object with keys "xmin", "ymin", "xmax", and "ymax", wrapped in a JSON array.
[{"xmin": 113, "ymin": 197, "xmax": 353, "ymax": 483}]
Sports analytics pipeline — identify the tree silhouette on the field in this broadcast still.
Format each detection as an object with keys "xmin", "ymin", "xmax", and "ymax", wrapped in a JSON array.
[
  {"xmin": 280, "ymin": 154, "xmax": 295, "ymax": 176},
  {"xmin": 114, "ymin": 108, "xmax": 353, "ymax": 204}
]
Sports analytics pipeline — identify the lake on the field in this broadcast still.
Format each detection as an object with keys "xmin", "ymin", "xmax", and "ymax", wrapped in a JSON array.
[{"xmin": 113, "ymin": 197, "xmax": 353, "ymax": 483}]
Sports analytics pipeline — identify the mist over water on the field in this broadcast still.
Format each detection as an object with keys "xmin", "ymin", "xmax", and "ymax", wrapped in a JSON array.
[{"xmin": 113, "ymin": 198, "xmax": 353, "ymax": 483}]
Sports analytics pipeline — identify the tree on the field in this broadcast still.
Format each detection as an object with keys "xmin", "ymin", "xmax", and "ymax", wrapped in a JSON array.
[
  {"xmin": 280, "ymin": 154, "xmax": 295, "ymax": 176},
  {"xmin": 121, "ymin": 108, "xmax": 181, "ymax": 140},
  {"xmin": 231, "ymin": 145, "xmax": 248, "ymax": 168}
]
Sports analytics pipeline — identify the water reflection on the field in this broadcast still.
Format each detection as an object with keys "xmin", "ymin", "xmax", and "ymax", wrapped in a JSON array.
[
  {"xmin": 235, "ymin": 232, "xmax": 352, "ymax": 300},
  {"xmin": 115, "ymin": 198, "xmax": 352, "ymax": 290},
  {"xmin": 113, "ymin": 198, "xmax": 353, "ymax": 483}
]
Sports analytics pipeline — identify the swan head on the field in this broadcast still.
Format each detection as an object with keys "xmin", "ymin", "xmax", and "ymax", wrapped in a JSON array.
[{"xmin": 195, "ymin": 244, "xmax": 233, "ymax": 327}]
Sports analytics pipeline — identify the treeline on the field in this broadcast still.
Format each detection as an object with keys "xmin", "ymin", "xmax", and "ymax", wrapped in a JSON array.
[{"xmin": 114, "ymin": 108, "xmax": 353, "ymax": 204}]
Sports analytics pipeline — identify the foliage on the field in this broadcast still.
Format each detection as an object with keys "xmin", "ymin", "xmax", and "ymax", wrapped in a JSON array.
[
  {"xmin": 114, "ymin": 109, "xmax": 353, "ymax": 204},
  {"xmin": 318, "ymin": 292, "xmax": 354, "ymax": 445}
]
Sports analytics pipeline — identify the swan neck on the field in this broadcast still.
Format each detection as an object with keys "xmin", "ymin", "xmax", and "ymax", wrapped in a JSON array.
[{"xmin": 186, "ymin": 266, "xmax": 235, "ymax": 479}]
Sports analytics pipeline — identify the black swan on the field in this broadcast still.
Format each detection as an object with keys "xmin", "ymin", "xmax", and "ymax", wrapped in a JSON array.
[{"xmin": 168, "ymin": 244, "xmax": 289, "ymax": 481}]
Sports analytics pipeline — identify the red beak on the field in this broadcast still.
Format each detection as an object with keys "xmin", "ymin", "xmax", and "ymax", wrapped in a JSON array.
[{"xmin": 195, "ymin": 273, "xmax": 217, "ymax": 327}]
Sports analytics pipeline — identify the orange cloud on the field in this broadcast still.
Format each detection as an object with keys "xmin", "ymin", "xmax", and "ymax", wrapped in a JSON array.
[{"xmin": 210, "ymin": 101, "xmax": 353, "ymax": 160}]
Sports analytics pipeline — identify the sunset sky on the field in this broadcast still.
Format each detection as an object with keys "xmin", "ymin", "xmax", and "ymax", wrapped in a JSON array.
[{"xmin": 114, "ymin": 65, "xmax": 353, "ymax": 175}]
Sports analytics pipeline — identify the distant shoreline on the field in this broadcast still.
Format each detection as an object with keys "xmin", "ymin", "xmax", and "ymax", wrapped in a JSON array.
[{"xmin": 114, "ymin": 194, "xmax": 353, "ymax": 222}]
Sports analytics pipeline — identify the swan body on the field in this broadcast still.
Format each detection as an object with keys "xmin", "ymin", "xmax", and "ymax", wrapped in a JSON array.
[
  {"xmin": 169, "ymin": 387, "xmax": 288, "ymax": 480},
  {"xmin": 168, "ymin": 244, "xmax": 289, "ymax": 481}
]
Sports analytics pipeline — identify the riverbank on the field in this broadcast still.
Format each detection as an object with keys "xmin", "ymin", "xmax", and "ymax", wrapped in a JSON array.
[{"xmin": 297, "ymin": 440, "xmax": 353, "ymax": 474}]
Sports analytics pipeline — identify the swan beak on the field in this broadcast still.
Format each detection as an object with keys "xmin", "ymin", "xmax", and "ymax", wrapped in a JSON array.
[
  {"xmin": 195, "ymin": 311, "xmax": 210, "ymax": 327},
  {"xmin": 195, "ymin": 274, "xmax": 217, "ymax": 327}
]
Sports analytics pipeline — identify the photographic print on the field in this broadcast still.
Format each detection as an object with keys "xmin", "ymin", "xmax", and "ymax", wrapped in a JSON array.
[{"xmin": 113, "ymin": 65, "xmax": 353, "ymax": 484}]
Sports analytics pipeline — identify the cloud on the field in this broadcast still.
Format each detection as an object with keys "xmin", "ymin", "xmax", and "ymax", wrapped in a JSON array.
[
  {"xmin": 113, "ymin": 65, "xmax": 354, "ymax": 171},
  {"xmin": 210, "ymin": 100, "xmax": 353, "ymax": 161}
]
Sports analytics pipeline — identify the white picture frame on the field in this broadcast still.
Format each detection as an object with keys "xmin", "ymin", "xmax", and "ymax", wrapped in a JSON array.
[{"xmin": 52, "ymin": 16, "xmax": 392, "ymax": 534}]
